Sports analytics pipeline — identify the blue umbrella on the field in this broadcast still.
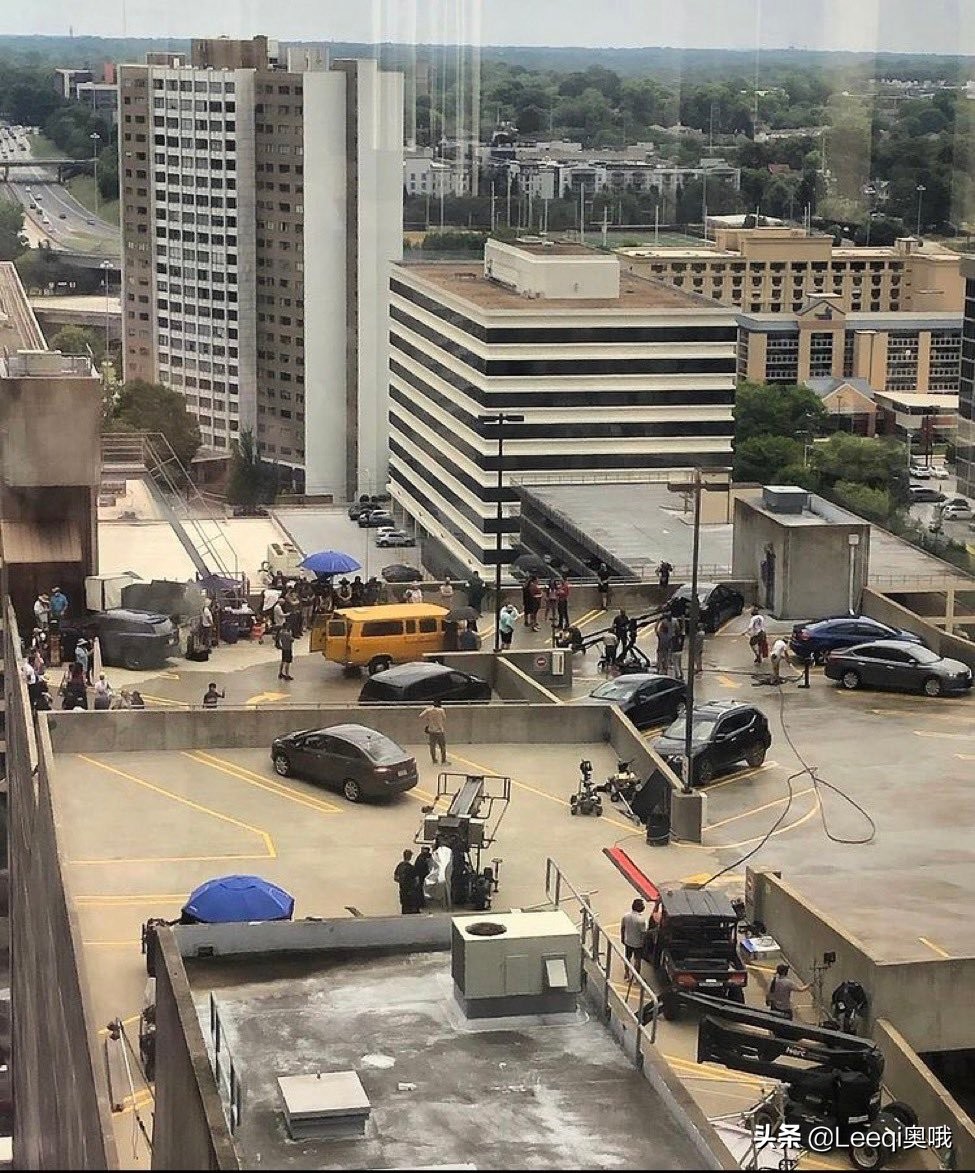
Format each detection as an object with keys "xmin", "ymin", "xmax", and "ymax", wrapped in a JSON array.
[
  {"xmin": 182, "ymin": 875, "xmax": 295, "ymax": 924},
  {"xmin": 299, "ymin": 550, "xmax": 362, "ymax": 576}
]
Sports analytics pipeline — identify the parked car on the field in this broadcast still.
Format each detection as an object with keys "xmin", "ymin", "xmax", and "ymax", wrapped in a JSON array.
[
  {"xmin": 824, "ymin": 640, "xmax": 973, "ymax": 697},
  {"xmin": 359, "ymin": 661, "xmax": 491, "ymax": 705},
  {"xmin": 941, "ymin": 503, "xmax": 973, "ymax": 521},
  {"xmin": 653, "ymin": 701, "xmax": 772, "ymax": 786},
  {"xmin": 909, "ymin": 464, "xmax": 931, "ymax": 480},
  {"xmin": 376, "ymin": 529, "xmax": 416, "ymax": 548},
  {"xmin": 270, "ymin": 723, "xmax": 418, "ymax": 803},
  {"xmin": 585, "ymin": 673, "xmax": 686, "ymax": 730},
  {"xmin": 348, "ymin": 500, "xmax": 372, "ymax": 520},
  {"xmin": 909, "ymin": 486, "xmax": 946, "ymax": 504},
  {"xmin": 358, "ymin": 510, "xmax": 395, "ymax": 529},
  {"xmin": 62, "ymin": 609, "xmax": 180, "ymax": 670},
  {"xmin": 789, "ymin": 615, "xmax": 924, "ymax": 664},
  {"xmin": 931, "ymin": 465, "xmax": 950, "ymax": 480},
  {"xmin": 666, "ymin": 582, "xmax": 745, "ymax": 633}
]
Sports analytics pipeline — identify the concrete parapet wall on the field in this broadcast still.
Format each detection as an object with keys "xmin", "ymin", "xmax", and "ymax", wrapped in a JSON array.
[
  {"xmin": 44, "ymin": 703, "xmax": 609, "ymax": 755},
  {"xmin": 862, "ymin": 587, "xmax": 975, "ymax": 671},
  {"xmin": 173, "ymin": 914, "xmax": 454, "ymax": 959},
  {"xmin": 874, "ymin": 1018, "xmax": 975, "ymax": 1169}
]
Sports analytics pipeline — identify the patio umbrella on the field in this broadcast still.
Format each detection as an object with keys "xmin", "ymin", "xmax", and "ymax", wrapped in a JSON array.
[
  {"xmin": 511, "ymin": 553, "xmax": 551, "ymax": 579},
  {"xmin": 182, "ymin": 874, "xmax": 295, "ymax": 924},
  {"xmin": 445, "ymin": 605, "xmax": 478, "ymax": 623},
  {"xmin": 299, "ymin": 550, "xmax": 361, "ymax": 576},
  {"xmin": 381, "ymin": 563, "xmax": 421, "ymax": 583}
]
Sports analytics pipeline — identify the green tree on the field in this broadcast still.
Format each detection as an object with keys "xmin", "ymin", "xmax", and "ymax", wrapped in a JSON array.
[
  {"xmin": 0, "ymin": 198, "xmax": 26, "ymax": 260},
  {"xmin": 734, "ymin": 381, "xmax": 827, "ymax": 445},
  {"xmin": 733, "ymin": 435, "xmax": 804, "ymax": 484},
  {"xmin": 227, "ymin": 428, "xmax": 274, "ymax": 509},
  {"xmin": 829, "ymin": 479, "xmax": 893, "ymax": 523},
  {"xmin": 809, "ymin": 434, "xmax": 909, "ymax": 505},
  {"xmin": 108, "ymin": 379, "xmax": 201, "ymax": 470},
  {"xmin": 48, "ymin": 324, "xmax": 106, "ymax": 365}
]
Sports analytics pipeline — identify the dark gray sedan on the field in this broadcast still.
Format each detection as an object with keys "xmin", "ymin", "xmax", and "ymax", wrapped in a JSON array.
[
  {"xmin": 270, "ymin": 723, "xmax": 418, "ymax": 802},
  {"xmin": 824, "ymin": 640, "xmax": 973, "ymax": 697}
]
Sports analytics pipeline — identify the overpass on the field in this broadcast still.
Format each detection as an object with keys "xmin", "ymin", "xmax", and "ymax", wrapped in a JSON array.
[
  {"xmin": 30, "ymin": 293, "xmax": 122, "ymax": 341},
  {"xmin": 0, "ymin": 156, "xmax": 95, "ymax": 183},
  {"xmin": 47, "ymin": 249, "xmax": 121, "ymax": 270}
]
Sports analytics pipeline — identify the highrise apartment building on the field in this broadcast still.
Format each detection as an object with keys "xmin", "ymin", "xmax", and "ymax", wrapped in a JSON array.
[
  {"xmin": 958, "ymin": 257, "xmax": 975, "ymax": 496},
  {"xmin": 119, "ymin": 35, "xmax": 403, "ymax": 498}
]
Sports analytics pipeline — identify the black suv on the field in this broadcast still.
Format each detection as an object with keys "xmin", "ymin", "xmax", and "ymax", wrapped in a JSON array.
[
  {"xmin": 652, "ymin": 701, "xmax": 771, "ymax": 785},
  {"xmin": 62, "ymin": 609, "xmax": 180, "ymax": 670}
]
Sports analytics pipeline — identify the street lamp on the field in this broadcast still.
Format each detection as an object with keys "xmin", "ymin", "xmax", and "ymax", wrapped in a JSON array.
[
  {"xmin": 99, "ymin": 259, "xmax": 112, "ymax": 360},
  {"xmin": 89, "ymin": 131, "xmax": 101, "ymax": 216},
  {"xmin": 916, "ymin": 184, "xmax": 926, "ymax": 237},
  {"xmin": 478, "ymin": 412, "xmax": 524, "ymax": 653}
]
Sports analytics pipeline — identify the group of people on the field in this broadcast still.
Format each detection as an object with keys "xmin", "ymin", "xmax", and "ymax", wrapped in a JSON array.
[
  {"xmin": 745, "ymin": 607, "xmax": 794, "ymax": 682},
  {"xmin": 520, "ymin": 573, "xmax": 572, "ymax": 633},
  {"xmin": 392, "ymin": 845, "xmax": 436, "ymax": 914}
]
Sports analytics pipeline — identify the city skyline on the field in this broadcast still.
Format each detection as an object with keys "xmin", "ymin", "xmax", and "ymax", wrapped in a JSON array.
[{"xmin": 3, "ymin": 0, "xmax": 975, "ymax": 57}]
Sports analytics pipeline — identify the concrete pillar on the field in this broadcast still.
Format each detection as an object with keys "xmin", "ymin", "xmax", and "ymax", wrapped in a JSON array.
[
  {"xmin": 916, "ymin": 331, "xmax": 932, "ymax": 393},
  {"xmin": 946, "ymin": 586, "xmax": 955, "ymax": 636}
]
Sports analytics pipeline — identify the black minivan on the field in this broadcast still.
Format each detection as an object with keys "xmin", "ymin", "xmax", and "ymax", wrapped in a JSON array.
[{"xmin": 359, "ymin": 661, "xmax": 491, "ymax": 704}]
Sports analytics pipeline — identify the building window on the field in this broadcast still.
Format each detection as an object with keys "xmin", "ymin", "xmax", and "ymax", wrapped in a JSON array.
[
  {"xmin": 929, "ymin": 329, "xmax": 962, "ymax": 391},
  {"xmin": 736, "ymin": 332, "xmax": 749, "ymax": 377},
  {"xmin": 809, "ymin": 331, "xmax": 834, "ymax": 378},
  {"xmin": 843, "ymin": 331, "xmax": 855, "ymax": 378},
  {"xmin": 765, "ymin": 335, "xmax": 800, "ymax": 384},
  {"xmin": 886, "ymin": 330, "xmax": 920, "ymax": 391}
]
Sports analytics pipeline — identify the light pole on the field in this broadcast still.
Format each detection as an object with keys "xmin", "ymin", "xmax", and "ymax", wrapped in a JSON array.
[
  {"xmin": 99, "ymin": 259, "xmax": 112, "ymax": 360},
  {"xmin": 916, "ymin": 184, "xmax": 926, "ymax": 237},
  {"xmin": 89, "ymin": 131, "xmax": 101, "ymax": 216},
  {"xmin": 478, "ymin": 412, "xmax": 524, "ymax": 653}
]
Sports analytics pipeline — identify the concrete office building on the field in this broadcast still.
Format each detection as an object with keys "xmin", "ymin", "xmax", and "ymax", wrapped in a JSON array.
[
  {"xmin": 619, "ymin": 227, "xmax": 964, "ymax": 316},
  {"xmin": 388, "ymin": 238, "xmax": 737, "ymax": 575},
  {"xmin": 958, "ymin": 256, "xmax": 975, "ymax": 496},
  {"xmin": 119, "ymin": 35, "xmax": 403, "ymax": 498},
  {"xmin": 736, "ymin": 296, "xmax": 963, "ymax": 394}
]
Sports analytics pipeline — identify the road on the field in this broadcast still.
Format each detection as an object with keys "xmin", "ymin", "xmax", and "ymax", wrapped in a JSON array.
[{"xmin": 0, "ymin": 123, "xmax": 119, "ymax": 256}]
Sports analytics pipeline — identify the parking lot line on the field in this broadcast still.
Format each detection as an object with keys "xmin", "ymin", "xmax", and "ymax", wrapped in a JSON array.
[
  {"xmin": 449, "ymin": 750, "xmax": 635, "ymax": 835},
  {"xmin": 706, "ymin": 788, "xmax": 814, "ymax": 831},
  {"xmin": 918, "ymin": 935, "xmax": 952, "ymax": 959},
  {"xmin": 140, "ymin": 692, "xmax": 191, "ymax": 709},
  {"xmin": 185, "ymin": 750, "xmax": 343, "ymax": 816},
  {"xmin": 703, "ymin": 761, "xmax": 781, "ymax": 791},
  {"xmin": 956, "ymin": 754, "xmax": 975, "ymax": 761},
  {"xmin": 75, "ymin": 894, "xmax": 186, "ymax": 906},
  {"xmin": 716, "ymin": 674, "xmax": 742, "ymax": 689},
  {"xmin": 914, "ymin": 729, "xmax": 975, "ymax": 741},
  {"xmin": 75, "ymin": 753, "xmax": 277, "ymax": 860}
]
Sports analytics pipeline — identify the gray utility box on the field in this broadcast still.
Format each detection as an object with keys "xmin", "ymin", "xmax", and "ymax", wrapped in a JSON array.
[{"xmin": 762, "ymin": 485, "xmax": 809, "ymax": 515}]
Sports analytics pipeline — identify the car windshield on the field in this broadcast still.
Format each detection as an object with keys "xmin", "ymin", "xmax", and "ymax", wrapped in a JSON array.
[
  {"xmin": 910, "ymin": 646, "xmax": 941, "ymax": 665},
  {"xmin": 663, "ymin": 715, "xmax": 718, "ymax": 740},
  {"xmin": 355, "ymin": 733, "xmax": 405, "ymax": 764},
  {"xmin": 590, "ymin": 679, "xmax": 641, "ymax": 700}
]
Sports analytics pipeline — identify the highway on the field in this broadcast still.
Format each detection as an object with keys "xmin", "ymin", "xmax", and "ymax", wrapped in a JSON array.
[{"xmin": 0, "ymin": 123, "xmax": 120, "ymax": 257}]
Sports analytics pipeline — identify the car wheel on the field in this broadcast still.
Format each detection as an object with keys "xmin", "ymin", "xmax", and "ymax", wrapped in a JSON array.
[
  {"xmin": 922, "ymin": 675, "xmax": 942, "ymax": 698},
  {"xmin": 744, "ymin": 742, "xmax": 767, "ymax": 768},
  {"xmin": 726, "ymin": 986, "xmax": 746, "ymax": 1004},
  {"xmin": 273, "ymin": 753, "xmax": 291, "ymax": 777},
  {"xmin": 849, "ymin": 1140, "xmax": 884, "ymax": 1171},
  {"xmin": 368, "ymin": 656, "xmax": 392, "ymax": 676},
  {"xmin": 695, "ymin": 755, "xmax": 715, "ymax": 785},
  {"xmin": 841, "ymin": 669, "xmax": 861, "ymax": 690},
  {"xmin": 342, "ymin": 777, "xmax": 363, "ymax": 803},
  {"xmin": 882, "ymin": 1102, "xmax": 918, "ymax": 1129}
]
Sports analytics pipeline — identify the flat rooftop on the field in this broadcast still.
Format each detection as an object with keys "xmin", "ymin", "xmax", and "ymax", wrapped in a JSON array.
[
  {"xmin": 401, "ymin": 264, "xmax": 719, "ymax": 313},
  {"xmin": 186, "ymin": 950, "xmax": 704, "ymax": 1169},
  {"xmin": 0, "ymin": 261, "xmax": 46, "ymax": 352}
]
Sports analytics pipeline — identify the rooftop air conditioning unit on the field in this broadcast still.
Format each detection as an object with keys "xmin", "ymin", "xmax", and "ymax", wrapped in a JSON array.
[{"xmin": 762, "ymin": 485, "xmax": 809, "ymax": 514}]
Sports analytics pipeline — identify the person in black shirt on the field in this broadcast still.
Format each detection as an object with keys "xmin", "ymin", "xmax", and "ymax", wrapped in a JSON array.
[
  {"xmin": 413, "ymin": 846, "xmax": 433, "ymax": 908},
  {"xmin": 202, "ymin": 683, "xmax": 225, "ymax": 708},
  {"xmin": 393, "ymin": 849, "xmax": 419, "ymax": 914},
  {"xmin": 596, "ymin": 563, "xmax": 611, "ymax": 610}
]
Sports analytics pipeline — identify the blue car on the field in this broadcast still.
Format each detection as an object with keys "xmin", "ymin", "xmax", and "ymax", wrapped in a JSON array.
[{"xmin": 789, "ymin": 615, "xmax": 924, "ymax": 664}]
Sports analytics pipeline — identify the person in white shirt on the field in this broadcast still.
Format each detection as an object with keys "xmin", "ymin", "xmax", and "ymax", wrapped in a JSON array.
[
  {"xmin": 745, "ymin": 608, "xmax": 768, "ymax": 665},
  {"xmin": 33, "ymin": 593, "xmax": 50, "ymax": 631},
  {"xmin": 200, "ymin": 600, "xmax": 214, "ymax": 650},
  {"xmin": 439, "ymin": 580, "xmax": 454, "ymax": 603},
  {"xmin": 620, "ymin": 899, "xmax": 647, "ymax": 972},
  {"xmin": 770, "ymin": 637, "xmax": 792, "ymax": 682}
]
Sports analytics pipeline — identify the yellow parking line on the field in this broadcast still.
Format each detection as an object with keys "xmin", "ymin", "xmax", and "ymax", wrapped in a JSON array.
[
  {"xmin": 703, "ymin": 761, "xmax": 780, "ymax": 791},
  {"xmin": 75, "ymin": 754, "xmax": 276, "ymax": 858},
  {"xmin": 186, "ymin": 750, "xmax": 343, "ymax": 815},
  {"xmin": 678, "ymin": 790, "xmax": 822, "ymax": 852},
  {"xmin": 956, "ymin": 754, "xmax": 975, "ymax": 761},
  {"xmin": 140, "ymin": 693, "xmax": 191, "ymax": 709},
  {"xmin": 918, "ymin": 935, "xmax": 951, "ymax": 958},
  {"xmin": 716, "ymin": 674, "xmax": 742, "ymax": 689},
  {"xmin": 706, "ymin": 787, "xmax": 814, "ymax": 831},
  {"xmin": 914, "ymin": 729, "xmax": 974, "ymax": 741},
  {"xmin": 76, "ymin": 894, "xmax": 186, "ymax": 906}
]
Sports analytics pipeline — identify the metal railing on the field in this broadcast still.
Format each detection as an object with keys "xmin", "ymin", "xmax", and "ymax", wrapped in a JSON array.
[
  {"xmin": 868, "ymin": 571, "xmax": 974, "ymax": 589},
  {"xmin": 102, "ymin": 431, "xmax": 240, "ymax": 581},
  {"xmin": 544, "ymin": 857, "xmax": 660, "ymax": 1057}
]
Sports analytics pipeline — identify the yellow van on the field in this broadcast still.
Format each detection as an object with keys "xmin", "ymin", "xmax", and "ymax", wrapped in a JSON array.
[{"xmin": 309, "ymin": 604, "xmax": 450, "ymax": 674}]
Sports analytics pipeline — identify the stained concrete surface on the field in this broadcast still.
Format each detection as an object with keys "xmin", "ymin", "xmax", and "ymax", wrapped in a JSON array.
[{"xmin": 185, "ymin": 951, "xmax": 705, "ymax": 1170}]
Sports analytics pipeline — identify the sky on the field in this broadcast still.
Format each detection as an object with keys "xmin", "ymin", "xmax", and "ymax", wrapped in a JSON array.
[{"xmin": 2, "ymin": 0, "xmax": 975, "ymax": 56}]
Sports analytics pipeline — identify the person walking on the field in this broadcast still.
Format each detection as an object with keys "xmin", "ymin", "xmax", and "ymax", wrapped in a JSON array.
[
  {"xmin": 745, "ymin": 607, "xmax": 768, "ymax": 665},
  {"xmin": 49, "ymin": 586, "xmax": 68, "ymax": 630},
  {"xmin": 419, "ymin": 699, "xmax": 448, "ymax": 765},
  {"xmin": 596, "ymin": 563, "xmax": 611, "ymax": 610},
  {"xmin": 465, "ymin": 571, "xmax": 485, "ymax": 616},
  {"xmin": 393, "ymin": 849, "xmax": 419, "ymax": 915},
  {"xmin": 555, "ymin": 575, "xmax": 571, "ymax": 631},
  {"xmin": 621, "ymin": 899, "xmax": 648, "ymax": 973},
  {"xmin": 612, "ymin": 609, "xmax": 630, "ymax": 658},
  {"xmin": 601, "ymin": 628, "xmax": 619, "ymax": 672},
  {"xmin": 277, "ymin": 626, "xmax": 295, "ymax": 681},
  {"xmin": 654, "ymin": 614, "xmax": 673, "ymax": 675},
  {"xmin": 202, "ymin": 682, "xmax": 225, "ymax": 708},
  {"xmin": 74, "ymin": 637, "xmax": 92, "ymax": 685},
  {"xmin": 766, "ymin": 963, "xmax": 809, "ymax": 1021},
  {"xmin": 657, "ymin": 560, "xmax": 673, "ymax": 590},
  {"xmin": 770, "ymin": 637, "xmax": 792, "ymax": 683},
  {"xmin": 413, "ymin": 845, "xmax": 433, "ymax": 909},
  {"xmin": 498, "ymin": 603, "xmax": 518, "ymax": 650},
  {"xmin": 200, "ymin": 598, "xmax": 214, "ymax": 651}
]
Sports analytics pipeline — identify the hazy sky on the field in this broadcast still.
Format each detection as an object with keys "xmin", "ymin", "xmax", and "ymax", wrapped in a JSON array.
[{"xmin": 2, "ymin": 0, "xmax": 975, "ymax": 56}]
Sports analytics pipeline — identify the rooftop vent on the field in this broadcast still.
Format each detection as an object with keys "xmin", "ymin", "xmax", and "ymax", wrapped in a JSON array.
[
  {"xmin": 762, "ymin": 485, "xmax": 809, "ymax": 515},
  {"xmin": 278, "ymin": 1071, "xmax": 371, "ymax": 1140}
]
